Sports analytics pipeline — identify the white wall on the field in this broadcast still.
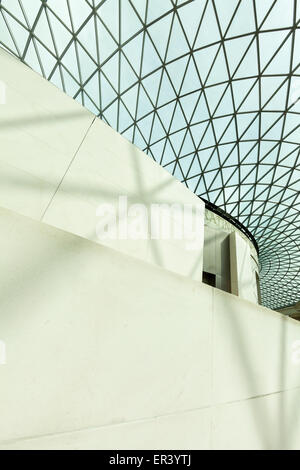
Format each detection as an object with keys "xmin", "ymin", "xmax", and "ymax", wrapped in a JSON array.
[
  {"xmin": 230, "ymin": 232, "xmax": 258, "ymax": 303},
  {"xmin": 0, "ymin": 207, "xmax": 300, "ymax": 450},
  {"xmin": 203, "ymin": 225, "xmax": 231, "ymax": 292},
  {"xmin": 203, "ymin": 209, "xmax": 259, "ymax": 301},
  {"xmin": 1, "ymin": 46, "xmax": 298, "ymax": 450},
  {"xmin": 0, "ymin": 47, "xmax": 204, "ymax": 282}
]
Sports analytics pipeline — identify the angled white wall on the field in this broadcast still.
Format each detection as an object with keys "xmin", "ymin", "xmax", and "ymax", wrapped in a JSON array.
[
  {"xmin": 0, "ymin": 208, "xmax": 300, "ymax": 450},
  {"xmin": 1, "ymin": 46, "xmax": 299, "ymax": 450},
  {"xmin": 0, "ymin": 47, "xmax": 204, "ymax": 281}
]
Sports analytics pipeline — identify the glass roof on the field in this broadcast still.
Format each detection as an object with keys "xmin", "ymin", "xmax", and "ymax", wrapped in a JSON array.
[{"xmin": 0, "ymin": 0, "xmax": 299, "ymax": 310}]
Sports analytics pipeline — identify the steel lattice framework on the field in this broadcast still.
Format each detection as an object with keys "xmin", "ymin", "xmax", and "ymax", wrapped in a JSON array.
[{"xmin": 0, "ymin": 0, "xmax": 299, "ymax": 309}]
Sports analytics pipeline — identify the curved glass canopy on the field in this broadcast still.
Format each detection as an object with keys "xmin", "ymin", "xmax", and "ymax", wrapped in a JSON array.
[{"xmin": 0, "ymin": 0, "xmax": 299, "ymax": 310}]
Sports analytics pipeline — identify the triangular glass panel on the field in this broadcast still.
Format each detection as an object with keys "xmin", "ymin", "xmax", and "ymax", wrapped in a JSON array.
[
  {"xmin": 151, "ymin": 113, "xmax": 167, "ymax": 143},
  {"xmin": 190, "ymin": 121, "xmax": 207, "ymax": 146},
  {"xmin": 101, "ymin": 51, "xmax": 119, "ymax": 91},
  {"xmin": 213, "ymin": 116, "xmax": 232, "ymax": 141},
  {"xmin": 97, "ymin": 1, "xmax": 119, "ymax": 40},
  {"xmin": 1, "ymin": 0, "xmax": 26, "ymax": 26},
  {"xmin": 206, "ymin": 47, "xmax": 228, "ymax": 86},
  {"xmin": 176, "ymin": 1, "xmax": 204, "ymax": 47},
  {"xmin": 2, "ymin": 10, "xmax": 29, "ymax": 56},
  {"xmin": 214, "ymin": 0, "xmax": 239, "ymax": 36},
  {"xmin": 194, "ymin": 43, "xmax": 219, "ymax": 83},
  {"xmin": 77, "ymin": 42, "xmax": 97, "ymax": 83},
  {"xmin": 122, "ymin": 125, "xmax": 134, "ymax": 142},
  {"xmin": 133, "ymin": 124, "xmax": 147, "ymax": 149},
  {"xmin": 214, "ymin": 85, "xmax": 235, "ymax": 116},
  {"xmin": 166, "ymin": 15, "xmax": 190, "ymax": 62},
  {"xmin": 232, "ymin": 78, "xmax": 257, "ymax": 110},
  {"xmin": 62, "ymin": 67, "xmax": 81, "ymax": 97},
  {"xmin": 137, "ymin": 86, "xmax": 155, "ymax": 119},
  {"xmin": 239, "ymin": 81, "xmax": 260, "ymax": 113},
  {"xmin": 130, "ymin": 0, "xmax": 147, "ymax": 22},
  {"xmin": 96, "ymin": 17, "xmax": 118, "ymax": 62},
  {"xmin": 199, "ymin": 123, "xmax": 216, "ymax": 149},
  {"xmin": 70, "ymin": 1, "xmax": 92, "ymax": 31},
  {"xmin": 119, "ymin": 101, "xmax": 134, "ymax": 133},
  {"xmin": 179, "ymin": 92, "xmax": 200, "ymax": 123},
  {"xmin": 170, "ymin": 105, "xmax": 187, "ymax": 133},
  {"xmin": 166, "ymin": 55, "xmax": 189, "ymax": 96},
  {"xmin": 219, "ymin": 119, "xmax": 237, "ymax": 144},
  {"xmin": 194, "ymin": 0, "xmax": 221, "ymax": 48},
  {"xmin": 22, "ymin": 0, "xmax": 43, "ymax": 28},
  {"xmin": 169, "ymin": 129, "xmax": 186, "ymax": 155},
  {"xmin": 227, "ymin": 1, "xmax": 255, "ymax": 38},
  {"xmin": 47, "ymin": 11, "xmax": 73, "ymax": 56},
  {"xmin": 121, "ymin": 85, "xmax": 139, "ymax": 117},
  {"xmin": 147, "ymin": 0, "xmax": 172, "ymax": 24},
  {"xmin": 237, "ymin": 113, "xmax": 256, "ymax": 138},
  {"xmin": 255, "ymin": 0, "xmax": 277, "ymax": 27},
  {"xmin": 36, "ymin": 43, "xmax": 57, "ymax": 78},
  {"xmin": 259, "ymin": 30, "xmax": 290, "ymax": 72},
  {"xmin": 77, "ymin": 17, "xmax": 98, "ymax": 59},
  {"xmin": 0, "ymin": 12, "xmax": 19, "ymax": 54},
  {"xmin": 224, "ymin": 36, "xmax": 253, "ymax": 76},
  {"xmin": 179, "ymin": 154, "xmax": 196, "ymax": 177},
  {"xmin": 157, "ymin": 70, "xmax": 176, "ymax": 106},
  {"xmin": 261, "ymin": 0, "xmax": 294, "ymax": 30},
  {"xmin": 85, "ymin": 71, "xmax": 100, "ymax": 109},
  {"xmin": 147, "ymin": 13, "xmax": 173, "ymax": 60},
  {"xmin": 151, "ymin": 139, "xmax": 166, "ymax": 162},
  {"xmin": 103, "ymin": 100, "xmax": 118, "ymax": 128},
  {"xmin": 264, "ymin": 34, "xmax": 292, "ymax": 75},
  {"xmin": 157, "ymin": 101, "xmax": 176, "ymax": 129},
  {"xmin": 186, "ymin": 175, "xmax": 201, "ymax": 193},
  {"xmin": 61, "ymin": 41, "xmax": 81, "ymax": 82},
  {"xmin": 138, "ymin": 113, "xmax": 153, "ymax": 142},
  {"xmin": 24, "ymin": 40, "xmax": 43, "ymax": 75},
  {"xmin": 122, "ymin": 33, "xmax": 143, "ymax": 72},
  {"xmin": 83, "ymin": 92, "xmax": 99, "ymax": 115},
  {"xmin": 100, "ymin": 71, "xmax": 117, "ymax": 108},
  {"xmin": 180, "ymin": 59, "xmax": 199, "ymax": 95},
  {"xmin": 34, "ymin": 9, "xmax": 55, "ymax": 52},
  {"xmin": 263, "ymin": 116, "xmax": 284, "ymax": 141},
  {"xmin": 191, "ymin": 92, "xmax": 210, "ymax": 123},
  {"xmin": 180, "ymin": 132, "xmax": 195, "ymax": 157},
  {"xmin": 234, "ymin": 40, "xmax": 258, "ymax": 79},
  {"xmin": 120, "ymin": 53, "xmax": 138, "ymax": 92},
  {"xmin": 141, "ymin": 70, "xmax": 161, "ymax": 105},
  {"xmin": 50, "ymin": 66, "xmax": 64, "ymax": 90},
  {"xmin": 121, "ymin": 0, "xmax": 142, "ymax": 44},
  {"xmin": 204, "ymin": 83, "xmax": 227, "ymax": 114},
  {"xmin": 142, "ymin": 34, "xmax": 162, "ymax": 77}
]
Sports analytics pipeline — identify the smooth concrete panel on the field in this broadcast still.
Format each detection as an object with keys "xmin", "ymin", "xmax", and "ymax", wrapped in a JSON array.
[
  {"xmin": 0, "ymin": 159, "xmax": 57, "ymax": 219},
  {"xmin": 0, "ymin": 207, "xmax": 212, "ymax": 442},
  {"xmin": 230, "ymin": 232, "xmax": 257, "ymax": 303},
  {"xmin": 0, "ymin": 47, "xmax": 205, "ymax": 279},
  {"xmin": 43, "ymin": 117, "xmax": 205, "ymax": 280},
  {"xmin": 213, "ymin": 288, "xmax": 300, "ymax": 404},
  {"xmin": 0, "ymin": 48, "xmax": 94, "ymax": 219},
  {"xmin": 0, "ymin": 408, "xmax": 211, "ymax": 450},
  {"xmin": 212, "ymin": 387, "xmax": 300, "ymax": 450},
  {"xmin": 58, "ymin": 116, "xmax": 202, "ymax": 206},
  {"xmin": 1, "ymin": 206, "xmax": 300, "ymax": 448}
]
